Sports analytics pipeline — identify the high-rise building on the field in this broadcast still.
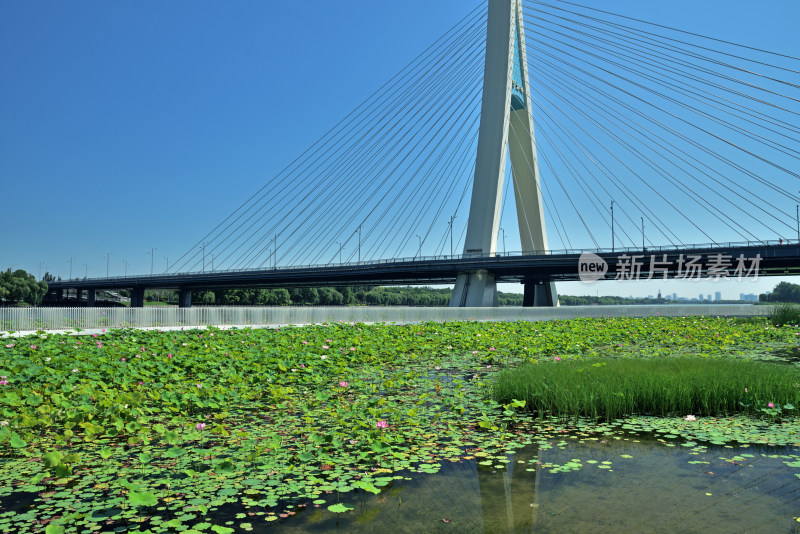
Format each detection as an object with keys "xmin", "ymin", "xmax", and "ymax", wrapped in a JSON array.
[{"xmin": 715, "ymin": 291, "xmax": 722, "ymax": 301}]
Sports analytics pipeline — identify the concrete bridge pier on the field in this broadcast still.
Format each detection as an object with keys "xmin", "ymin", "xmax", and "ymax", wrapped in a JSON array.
[
  {"xmin": 522, "ymin": 280, "xmax": 557, "ymax": 307},
  {"xmin": 452, "ymin": 270, "xmax": 499, "ymax": 307},
  {"xmin": 130, "ymin": 287, "xmax": 145, "ymax": 308},
  {"xmin": 178, "ymin": 290, "xmax": 192, "ymax": 308},
  {"xmin": 86, "ymin": 289, "xmax": 96, "ymax": 307}
]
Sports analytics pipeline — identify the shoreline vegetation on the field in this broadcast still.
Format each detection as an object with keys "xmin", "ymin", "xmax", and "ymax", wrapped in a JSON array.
[{"xmin": 0, "ymin": 316, "xmax": 798, "ymax": 532}]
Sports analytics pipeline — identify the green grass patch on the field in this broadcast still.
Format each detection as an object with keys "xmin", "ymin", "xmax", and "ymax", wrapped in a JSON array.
[
  {"xmin": 768, "ymin": 302, "xmax": 800, "ymax": 326},
  {"xmin": 493, "ymin": 358, "xmax": 800, "ymax": 420}
]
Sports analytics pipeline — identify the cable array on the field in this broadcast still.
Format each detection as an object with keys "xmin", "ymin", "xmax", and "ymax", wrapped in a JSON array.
[
  {"xmin": 170, "ymin": 0, "xmax": 800, "ymax": 273},
  {"xmin": 521, "ymin": 0, "xmax": 800, "ymax": 250},
  {"xmin": 169, "ymin": 4, "xmax": 486, "ymax": 273}
]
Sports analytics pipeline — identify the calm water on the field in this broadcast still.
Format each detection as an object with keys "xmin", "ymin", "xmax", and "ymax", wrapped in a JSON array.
[{"xmin": 260, "ymin": 436, "xmax": 799, "ymax": 533}]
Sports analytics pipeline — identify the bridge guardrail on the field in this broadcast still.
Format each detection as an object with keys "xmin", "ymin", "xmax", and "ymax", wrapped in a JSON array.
[{"xmin": 52, "ymin": 239, "xmax": 783, "ymax": 284}]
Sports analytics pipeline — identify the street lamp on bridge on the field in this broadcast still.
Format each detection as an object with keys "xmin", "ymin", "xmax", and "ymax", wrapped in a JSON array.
[{"xmin": 611, "ymin": 200, "xmax": 615, "ymax": 252}]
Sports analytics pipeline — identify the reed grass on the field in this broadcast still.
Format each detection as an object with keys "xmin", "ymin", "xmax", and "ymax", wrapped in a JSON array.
[
  {"xmin": 493, "ymin": 358, "xmax": 800, "ymax": 420},
  {"xmin": 768, "ymin": 302, "xmax": 800, "ymax": 326}
]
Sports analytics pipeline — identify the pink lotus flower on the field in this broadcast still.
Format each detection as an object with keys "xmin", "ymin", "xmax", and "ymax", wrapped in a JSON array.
[
  {"xmin": 684, "ymin": 415, "xmax": 696, "ymax": 421},
  {"xmin": 302, "ymin": 341, "xmax": 308, "ymax": 345},
  {"xmin": 768, "ymin": 402, "xmax": 774, "ymax": 408},
  {"xmin": 376, "ymin": 420, "xmax": 389, "ymax": 429},
  {"xmin": 0, "ymin": 377, "xmax": 8, "ymax": 386},
  {"xmin": 554, "ymin": 356, "xmax": 561, "ymax": 361},
  {"xmin": 196, "ymin": 422, "xmax": 206, "ymax": 430},
  {"xmin": 167, "ymin": 354, "xmax": 173, "ymax": 358},
  {"xmin": 339, "ymin": 381, "xmax": 348, "ymax": 388},
  {"xmin": 322, "ymin": 345, "xmax": 329, "ymax": 350},
  {"xmin": 489, "ymin": 347, "xmax": 495, "ymax": 351},
  {"xmin": 30, "ymin": 345, "xmax": 37, "ymax": 350},
  {"xmin": 472, "ymin": 351, "xmax": 478, "ymax": 355},
  {"xmin": 120, "ymin": 358, "xmax": 125, "ymax": 362}
]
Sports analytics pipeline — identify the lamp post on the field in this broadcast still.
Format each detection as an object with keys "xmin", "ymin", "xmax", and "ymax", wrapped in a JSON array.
[
  {"xmin": 500, "ymin": 227, "xmax": 506, "ymax": 255},
  {"xmin": 123, "ymin": 259, "xmax": 128, "ymax": 277},
  {"xmin": 149, "ymin": 248, "xmax": 156, "ymax": 275},
  {"xmin": 641, "ymin": 217, "xmax": 645, "ymax": 251},
  {"xmin": 449, "ymin": 215, "xmax": 455, "ymax": 257},
  {"xmin": 416, "ymin": 234, "xmax": 423, "ymax": 259},
  {"xmin": 164, "ymin": 256, "xmax": 169, "ymax": 273},
  {"xmin": 106, "ymin": 252, "xmax": 112, "ymax": 278},
  {"xmin": 611, "ymin": 200, "xmax": 615, "ymax": 252},
  {"xmin": 356, "ymin": 226, "xmax": 362, "ymax": 263},
  {"xmin": 337, "ymin": 242, "xmax": 342, "ymax": 264},
  {"xmin": 68, "ymin": 258, "xmax": 74, "ymax": 280}
]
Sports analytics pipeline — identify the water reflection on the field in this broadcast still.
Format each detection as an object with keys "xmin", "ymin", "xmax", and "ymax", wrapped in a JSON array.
[{"xmin": 267, "ymin": 435, "xmax": 799, "ymax": 533}]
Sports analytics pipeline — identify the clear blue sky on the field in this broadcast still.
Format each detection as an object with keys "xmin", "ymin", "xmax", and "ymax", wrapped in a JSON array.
[{"xmin": 1, "ymin": 0, "xmax": 798, "ymax": 299}]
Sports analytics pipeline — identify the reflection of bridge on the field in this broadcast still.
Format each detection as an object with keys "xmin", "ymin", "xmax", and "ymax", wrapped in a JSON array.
[
  {"xmin": 46, "ymin": 242, "xmax": 800, "ymax": 307},
  {"xmin": 44, "ymin": 0, "xmax": 800, "ymax": 307}
]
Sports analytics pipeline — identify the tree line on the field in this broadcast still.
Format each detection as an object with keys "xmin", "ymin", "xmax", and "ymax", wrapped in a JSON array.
[
  {"xmin": 760, "ymin": 282, "xmax": 800, "ymax": 303},
  {"xmin": 191, "ymin": 286, "xmax": 525, "ymax": 307},
  {"xmin": 0, "ymin": 269, "xmax": 48, "ymax": 306}
]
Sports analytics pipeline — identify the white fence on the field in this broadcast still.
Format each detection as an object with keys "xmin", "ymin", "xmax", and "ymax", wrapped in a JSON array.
[{"xmin": 0, "ymin": 304, "xmax": 766, "ymax": 334}]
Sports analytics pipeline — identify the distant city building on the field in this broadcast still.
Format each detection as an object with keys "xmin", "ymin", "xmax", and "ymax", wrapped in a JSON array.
[
  {"xmin": 715, "ymin": 291, "xmax": 722, "ymax": 301},
  {"xmin": 657, "ymin": 289, "xmax": 662, "ymax": 299},
  {"xmin": 740, "ymin": 293, "xmax": 758, "ymax": 302},
  {"xmin": 673, "ymin": 292, "xmax": 677, "ymax": 300},
  {"xmin": 707, "ymin": 294, "xmax": 712, "ymax": 301},
  {"xmin": 699, "ymin": 293, "xmax": 704, "ymax": 301}
]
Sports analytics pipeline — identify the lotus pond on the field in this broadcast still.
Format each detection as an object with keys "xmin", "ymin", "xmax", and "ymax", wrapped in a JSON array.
[{"xmin": 1, "ymin": 316, "xmax": 799, "ymax": 533}]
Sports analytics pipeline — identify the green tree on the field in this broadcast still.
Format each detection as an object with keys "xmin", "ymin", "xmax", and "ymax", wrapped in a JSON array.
[{"xmin": 0, "ymin": 269, "xmax": 48, "ymax": 306}]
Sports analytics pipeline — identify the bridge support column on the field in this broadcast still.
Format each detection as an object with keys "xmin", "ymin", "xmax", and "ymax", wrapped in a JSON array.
[
  {"xmin": 76, "ymin": 289, "xmax": 83, "ymax": 304},
  {"xmin": 87, "ymin": 289, "xmax": 96, "ymax": 308},
  {"xmin": 522, "ymin": 280, "xmax": 556, "ymax": 307},
  {"xmin": 452, "ymin": 270, "xmax": 499, "ymax": 307},
  {"xmin": 450, "ymin": 0, "xmax": 557, "ymax": 307},
  {"xmin": 130, "ymin": 287, "xmax": 145, "ymax": 308},
  {"xmin": 178, "ymin": 290, "xmax": 192, "ymax": 308}
]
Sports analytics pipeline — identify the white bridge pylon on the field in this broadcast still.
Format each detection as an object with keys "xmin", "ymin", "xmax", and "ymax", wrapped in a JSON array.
[{"xmin": 450, "ymin": 0, "xmax": 558, "ymax": 307}]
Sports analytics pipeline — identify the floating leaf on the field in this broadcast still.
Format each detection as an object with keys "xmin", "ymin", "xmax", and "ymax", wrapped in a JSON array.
[
  {"xmin": 328, "ymin": 503, "xmax": 354, "ymax": 513},
  {"xmin": 129, "ymin": 491, "xmax": 158, "ymax": 507},
  {"xmin": 9, "ymin": 433, "xmax": 27, "ymax": 448}
]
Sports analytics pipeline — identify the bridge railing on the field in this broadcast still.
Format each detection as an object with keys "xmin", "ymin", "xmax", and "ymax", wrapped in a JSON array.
[{"xmin": 53, "ymin": 238, "xmax": 782, "ymax": 284}]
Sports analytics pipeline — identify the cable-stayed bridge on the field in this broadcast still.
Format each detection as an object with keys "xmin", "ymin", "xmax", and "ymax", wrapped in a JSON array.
[{"xmin": 45, "ymin": 0, "xmax": 800, "ymax": 307}]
